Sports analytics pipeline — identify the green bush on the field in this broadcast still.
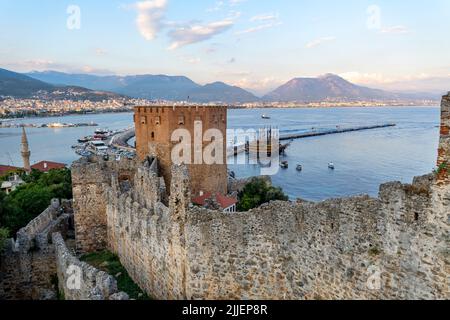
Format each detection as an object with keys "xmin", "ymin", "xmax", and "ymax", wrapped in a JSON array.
[
  {"xmin": 0, "ymin": 168, "xmax": 72, "ymax": 235},
  {"xmin": 0, "ymin": 227, "xmax": 9, "ymax": 250},
  {"xmin": 237, "ymin": 177, "xmax": 289, "ymax": 211},
  {"xmin": 81, "ymin": 251, "xmax": 150, "ymax": 300}
]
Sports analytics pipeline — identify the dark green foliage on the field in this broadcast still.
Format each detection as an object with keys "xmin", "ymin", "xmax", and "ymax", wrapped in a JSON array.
[
  {"xmin": 0, "ymin": 168, "xmax": 72, "ymax": 235},
  {"xmin": 81, "ymin": 251, "xmax": 150, "ymax": 300},
  {"xmin": 434, "ymin": 161, "xmax": 450, "ymax": 175},
  {"xmin": 0, "ymin": 227, "xmax": 9, "ymax": 250},
  {"xmin": 237, "ymin": 177, "xmax": 289, "ymax": 211}
]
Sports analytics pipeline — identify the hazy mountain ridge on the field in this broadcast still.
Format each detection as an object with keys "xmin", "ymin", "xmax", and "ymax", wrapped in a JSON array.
[
  {"xmin": 19, "ymin": 70, "xmax": 442, "ymax": 103},
  {"xmin": 26, "ymin": 71, "xmax": 259, "ymax": 103},
  {"xmin": 0, "ymin": 68, "xmax": 124, "ymax": 101}
]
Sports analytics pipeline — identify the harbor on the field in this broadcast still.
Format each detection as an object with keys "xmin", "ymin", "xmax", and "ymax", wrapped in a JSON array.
[
  {"xmin": 0, "ymin": 121, "xmax": 98, "ymax": 129},
  {"xmin": 72, "ymin": 127, "xmax": 136, "ymax": 159},
  {"xmin": 0, "ymin": 107, "xmax": 438, "ymax": 201}
]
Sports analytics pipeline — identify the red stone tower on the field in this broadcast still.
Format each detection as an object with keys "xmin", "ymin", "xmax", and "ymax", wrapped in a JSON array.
[{"xmin": 134, "ymin": 106, "xmax": 228, "ymax": 196}]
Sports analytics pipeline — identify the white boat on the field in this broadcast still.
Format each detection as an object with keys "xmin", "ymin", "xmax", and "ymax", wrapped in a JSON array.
[
  {"xmin": 328, "ymin": 162, "xmax": 335, "ymax": 170},
  {"xmin": 280, "ymin": 161, "xmax": 289, "ymax": 169},
  {"xmin": 261, "ymin": 114, "xmax": 271, "ymax": 119},
  {"xmin": 296, "ymin": 164, "xmax": 303, "ymax": 171}
]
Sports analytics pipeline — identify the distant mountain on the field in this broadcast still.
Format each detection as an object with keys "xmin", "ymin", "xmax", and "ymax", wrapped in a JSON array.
[
  {"xmin": 263, "ymin": 74, "xmax": 408, "ymax": 102},
  {"xmin": 0, "ymin": 68, "xmax": 54, "ymax": 97},
  {"xmin": 0, "ymin": 68, "xmax": 123, "ymax": 101},
  {"xmin": 188, "ymin": 82, "xmax": 258, "ymax": 103},
  {"xmin": 26, "ymin": 71, "xmax": 259, "ymax": 103}
]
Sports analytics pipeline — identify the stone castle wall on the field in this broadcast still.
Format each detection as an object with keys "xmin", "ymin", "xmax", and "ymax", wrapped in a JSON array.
[
  {"xmin": 437, "ymin": 93, "xmax": 450, "ymax": 184},
  {"xmin": 71, "ymin": 156, "xmax": 137, "ymax": 254},
  {"xmin": 70, "ymin": 94, "xmax": 450, "ymax": 300},
  {"xmin": 0, "ymin": 199, "xmax": 72, "ymax": 300},
  {"xmin": 52, "ymin": 232, "xmax": 128, "ymax": 300},
  {"xmin": 102, "ymin": 166, "xmax": 448, "ymax": 300}
]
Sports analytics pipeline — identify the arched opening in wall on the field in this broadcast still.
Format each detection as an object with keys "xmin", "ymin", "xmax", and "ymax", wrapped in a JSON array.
[
  {"xmin": 119, "ymin": 174, "xmax": 132, "ymax": 193},
  {"xmin": 414, "ymin": 212, "xmax": 419, "ymax": 221},
  {"xmin": 151, "ymin": 132, "xmax": 155, "ymax": 140}
]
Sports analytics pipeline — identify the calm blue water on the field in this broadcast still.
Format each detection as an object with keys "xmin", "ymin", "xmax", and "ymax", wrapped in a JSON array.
[{"xmin": 0, "ymin": 107, "xmax": 440, "ymax": 201}]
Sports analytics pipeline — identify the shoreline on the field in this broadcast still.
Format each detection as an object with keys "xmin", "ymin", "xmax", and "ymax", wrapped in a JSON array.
[{"xmin": 0, "ymin": 104, "xmax": 440, "ymax": 121}]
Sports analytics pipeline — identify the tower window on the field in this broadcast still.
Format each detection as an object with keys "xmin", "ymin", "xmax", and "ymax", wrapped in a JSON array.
[
  {"xmin": 140, "ymin": 116, "xmax": 147, "ymax": 124},
  {"xmin": 151, "ymin": 132, "xmax": 155, "ymax": 139},
  {"xmin": 155, "ymin": 116, "xmax": 161, "ymax": 125},
  {"xmin": 178, "ymin": 115, "xmax": 185, "ymax": 125}
]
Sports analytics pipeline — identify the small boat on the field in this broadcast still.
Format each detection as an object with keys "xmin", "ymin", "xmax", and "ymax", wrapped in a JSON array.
[
  {"xmin": 78, "ymin": 136, "xmax": 90, "ymax": 143},
  {"xmin": 95, "ymin": 128, "xmax": 109, "ymax": 134},
  {"xmin": 261, "ymin": 114, "xmax": 271, "ymax": 119},
  {"xmin": 280, "ymin": 161, "xmax": 289, "ymax": 169},
  {"xmin": 296, "ymin": 164, "xmax": 303, "ymax": 171},
  {"xmin": 328, "ymin": 162, "xmax": 335, "ymax": 170}
]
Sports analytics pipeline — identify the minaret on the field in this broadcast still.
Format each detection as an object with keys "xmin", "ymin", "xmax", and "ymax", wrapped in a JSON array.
[{"xmin": 21, "ymin": 127, "xmax": 31, "ymax": 172}]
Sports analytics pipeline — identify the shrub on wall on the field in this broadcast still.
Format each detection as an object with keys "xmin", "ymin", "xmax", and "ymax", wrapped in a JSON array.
[{"xmin": 237, "ymin": 177, "xmax": 289, "ymax": 211}]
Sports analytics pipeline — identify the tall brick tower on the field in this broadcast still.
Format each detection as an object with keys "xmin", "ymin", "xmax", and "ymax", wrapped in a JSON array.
[
  {"xmin": 21, "ymin": 127, "xmax": 31, "ymax": 173},
  {"xmin": 134, "ymin": 106, "xmax": 228, "ymax": 196},
  {"xmin": 437, "ymin": 93, "xmax": 450, "ymax": 184}
]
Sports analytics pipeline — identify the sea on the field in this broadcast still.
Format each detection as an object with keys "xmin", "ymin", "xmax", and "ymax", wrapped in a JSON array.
[{"xmin": 0, "ymin": 106, "xmax": 441, "ymax": 201}]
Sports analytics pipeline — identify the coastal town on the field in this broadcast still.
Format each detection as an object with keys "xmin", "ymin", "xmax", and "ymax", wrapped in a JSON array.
[
  {"xmin": 0, "ymin": 97, "xmax": 150, "ymax": 118},
  {"xmin": 0, "ymin": 96, "xmax": 440, "ymax": 119}
]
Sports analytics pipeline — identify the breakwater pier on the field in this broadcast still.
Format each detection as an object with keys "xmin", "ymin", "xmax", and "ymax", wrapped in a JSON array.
[{"xmin": 278, "ymin": 123, "xmax": 396, "ymax": 141}]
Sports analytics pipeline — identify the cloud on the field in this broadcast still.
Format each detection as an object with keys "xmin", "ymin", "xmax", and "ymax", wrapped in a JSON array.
[
  {"xmin": 206, "ymin": 1, "xmax": 225, "ymax": 12},
  {"xmin": 134, "ymin": 0, "xmax": 168, "ymax": 40},
  {"xmin": 305, "ymin": 36, "xmax": 336, "ymax": 49},
  {"xmin": 250, "ymin": 13, "xmax": 278, "ymax": 22},
  {"xmin": 168, "ymin": 19, "xmax": 234, "ymax": 50},
  {"xmin": 179, "ymin": 55, "xmax": 201, "ymax": 64},
  {"xmin": 229, "ymin": 0, "xmax": 246, "ymax": 5},
  {"xmin": 235, "ymin": 12, "xmax": 281, "ymax": 35},
  {"xmin": 231, "ymin": 76, "xmax": 284, "ymax": 95},
  {"xmin": 380, "ymin": 25, "xmax": 410, "ymax": 34},
  {"xmin": 3, "ymin": 60, "xmax": 115, "ymax": 75},
  {"xmin": 235, "ymin": 21, "xmax": 282, "ymax": 35}
]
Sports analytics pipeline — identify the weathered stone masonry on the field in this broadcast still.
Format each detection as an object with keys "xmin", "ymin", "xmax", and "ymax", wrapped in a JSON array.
[
  {"xmin": 0, "ymin": 199, "xmax": 71, "ymax": 299},
  {"xmin": 69, "ymin": 94, "xmax": 450, "ymax": 300},
  {"xmin": 437, "ymin": 93, "xmax": 450, "ymax": 184},
  {"xmin": 0, "ymin": 199, "xmax": 128, "ymax": 300}
]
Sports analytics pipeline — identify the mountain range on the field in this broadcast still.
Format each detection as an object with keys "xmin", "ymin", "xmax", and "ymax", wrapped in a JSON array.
[
  {"xmin": 0, "ymin": 67, "xmax": 440, "ymax": 103},
  {"xmin": 25, "ymin": 71, "xmax": 259, "ymax": 103},
  {"xmin": 0, "ymin": 68, "xmax": 122, "ymax": 101},
  {"xmin": 26, "ymin": 70, "xmax": 440, "ymax": 103}
]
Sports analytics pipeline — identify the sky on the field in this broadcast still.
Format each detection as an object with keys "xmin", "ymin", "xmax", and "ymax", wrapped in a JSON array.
[{"xmin": 1, "ymin": 0, "xmax": 450, "ymax": 95}]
